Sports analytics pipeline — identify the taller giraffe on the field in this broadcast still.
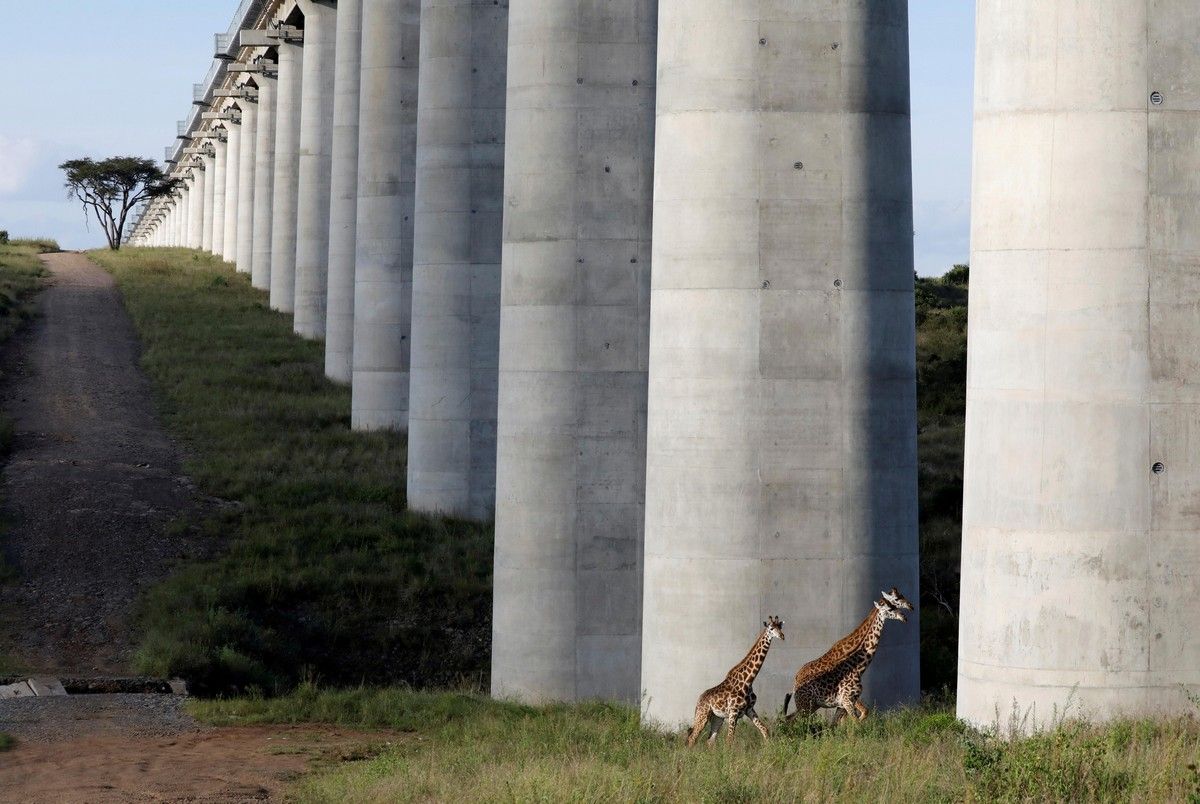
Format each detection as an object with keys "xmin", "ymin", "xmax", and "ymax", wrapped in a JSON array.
[
  {"xmin": 685, "ymin": 616, "xmax": 785, "ymax": 747},
  {"xmin": 783, "ymin": 588, "xmax": 913, "ymax": 722}
]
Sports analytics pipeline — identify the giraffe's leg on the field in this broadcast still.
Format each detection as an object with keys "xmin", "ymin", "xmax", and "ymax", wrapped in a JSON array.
[
  {"xmin": 725, "ymin": 713, "xmax": 739, "ymax": 744},
  {"xmin": 782, "ymin": 691, "xmax": 792, "ymax": 717},
  {"xmin": 747, "ymin": 708, "xmax": 769, "ymax": 741},
  {"xmin": 854, "ymin": 701, "xmax": 869, "ymax": 721},
  {"xmin": 707, "ymin": 715, "xmax": 723, "ymax": 746},
  {"xmin": 686, "ymin": 702, "xmax": 710, "ymax": 748}
]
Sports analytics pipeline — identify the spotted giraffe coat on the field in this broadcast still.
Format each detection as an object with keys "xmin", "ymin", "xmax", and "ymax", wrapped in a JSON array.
[
  {"xmin": 783, "ymin": 602, "xmax": 891, "ymax": 722},
  {"xmin": 685, "ymin": 617, "xmax": 783, "ymax": 747}
]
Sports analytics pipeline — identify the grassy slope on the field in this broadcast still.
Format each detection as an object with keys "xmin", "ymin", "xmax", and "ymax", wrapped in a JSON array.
[
  {"xmin": 89, "ymin": 248, "xmax": 491, "ymax": 696},
  {"xmin": 191, "ymin": 686, "xmax": 1200, "ymax": 802}
]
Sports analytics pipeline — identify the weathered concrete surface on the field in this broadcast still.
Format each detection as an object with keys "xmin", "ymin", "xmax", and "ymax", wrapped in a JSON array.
[
  {"xmin": 324, "ymin": 0, "xmax": 364, "ymax": 383},
  {"xmin": 491, "ymin": 0, "xmax": 656, "ymax": 704},
  {"xmin": 269, "ymin": 41, "xmax": 304, "ymax": 312},
  {"xmin": 640, "ymin": 1, "xmax": 920, "ymax": 728},
  {"xmin": 211, "ymin": 137, "xmax": 227, "ymax": 257},
  {"xmin": 407, "ymin": 0, "xmax": 507, "ymax": 521},
  {"xmin": 200, "ymin": 152, "xmax": 216, "ymax": 252},
  {"xmin": 0, "ymin": 254, "xmax": 208, "ymax": 674},
  {"xmin": 235, "ymin": 95, "xmax": 258, "ymax": 273},
  {"xmin": 186, "ymin": 179, "xmax": 201, "ymax": 249},
  {"xmin": 351, "ymin": 0, "xmax": 421, "ymax": 431},
  {"xmin": 222, "ymin": 115, "xmax": 242, "ymax": 263},
  {"xmin": 294, "ymin": 0, "xmax": 338, "ymax": 340},
  {"xmin": 959, "ymin": 1, "xmax": 1200, "ymax": 731},
  {"xmin": 251, "ymin": 74, "xmax": 278, "ymax": 290}
]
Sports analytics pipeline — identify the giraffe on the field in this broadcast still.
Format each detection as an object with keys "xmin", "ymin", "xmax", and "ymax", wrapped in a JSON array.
[
  {"xmin": 685, "ymin": 616, "xmax": 785, "ymax": 747},
  {"xmin": 782, "ymin": 587, "xmax": 913, "ymax": 723}
]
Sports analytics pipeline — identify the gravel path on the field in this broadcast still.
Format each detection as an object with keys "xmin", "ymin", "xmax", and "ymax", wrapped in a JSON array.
[
  {"xmin": 0, "ymin": 252, "xmax": 210, "ymax": 675},
  {"xmin": 0, "ymin": 694, "xmax": 196, "ymax": 743}
]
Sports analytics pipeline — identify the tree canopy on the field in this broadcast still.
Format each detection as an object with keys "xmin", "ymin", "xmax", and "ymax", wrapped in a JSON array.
[{"xmin": 59, "ymin": 156, "xmax": 177, "ymax": 250}]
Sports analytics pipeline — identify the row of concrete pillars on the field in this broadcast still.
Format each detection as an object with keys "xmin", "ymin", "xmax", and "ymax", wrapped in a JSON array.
[{"xmin": 132, "ymin": 0, "xmax": 920, "ymax": 728}]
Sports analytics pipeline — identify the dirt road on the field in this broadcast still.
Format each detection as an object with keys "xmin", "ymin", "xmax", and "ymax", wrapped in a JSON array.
[
  {"xmin": 0, "ymin": 254, "xmax": 365, "ymax": 802},
  {"xmin": 0, "ymin": 252, "xmax": 208, "ymax": 674}
]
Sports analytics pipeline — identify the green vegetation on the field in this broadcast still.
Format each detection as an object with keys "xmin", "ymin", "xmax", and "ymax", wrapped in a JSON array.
[
  {"xmin": 914, "ymin": 265, "xmax": 968, "ymax": 692},
  {"xmin": 0, "ymin": 732, "xmax": 14, "ymax": 752},
  {"xmin": 188, "ymin": 685, "xmax": 1200, "ymax": 802},
  {"xmin": 89, "ymin": 248, "xmax": 491, "ymax": 696},
  {"xmin": 0, "ymin": 240, "xmax": 52, "ymax": 346}
]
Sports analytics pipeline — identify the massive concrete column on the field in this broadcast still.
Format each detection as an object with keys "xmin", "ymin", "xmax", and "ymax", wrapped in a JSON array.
[
  {"xmin": 211, "ymin": 136, "xmax": 228, "ymax": 256},
  {"xmin": 640, "ymin": 2, "xmax": 920, "ymax": 728},
  {"xmin": 236, "ymin": 93, "xmax": 258, "ymax": 273},
  {"xmin": 252, "ymin": 73, "xmax": 278, "ymax": 290},
  {"xmin": 407, "ymin": 0, "xmax": 507, "ymax": 519},
  {"xmin": 185, "ymin": 178, "xmax": 200, "ymax": 249},
  {"xmin": 270, "ymin": 39, "xmax": 305, "ymax": 312},
  {"xmin": 351, "ymin": 0, "xmax": 421, "ymax": 430},
  {"xmin": 324, "ymin": 0, "xmax": 364, "ymax": 383},
  {"xmin": 200, "ymin": 151, "xmax": 215, "ymax": 251},
  {"xmin": 959, "ymin": 1, "xmax": 1200, "ymax": 731},
  {"xmin": 491, "ymin": 0, "xmax": 656, "ymax": 703},
  {"xmin": 223, "ymin": 113, "xmax": 242, "ymax": 262},
  {"xmin": 294, "ymin": 0, "xmax": 338, "ymax": 339}
]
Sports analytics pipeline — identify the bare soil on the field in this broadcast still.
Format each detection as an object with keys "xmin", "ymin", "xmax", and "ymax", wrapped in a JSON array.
[{"xmin": 0, "ymin": 725, "xmax": 396, "ymax": 803}]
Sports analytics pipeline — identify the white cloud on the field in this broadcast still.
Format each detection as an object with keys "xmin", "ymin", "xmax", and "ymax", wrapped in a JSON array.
[{"xmin": 0, "ymin": 136, "xmax": 40, "ymax": 195}]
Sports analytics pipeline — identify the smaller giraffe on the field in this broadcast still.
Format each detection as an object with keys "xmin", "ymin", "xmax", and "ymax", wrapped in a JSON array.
[
  {"xmin": 685, "ymin": 616, "xmax": 785, "ymax": 748},
  {"xmin": 783, "ymin": 588, "xmax": 913, "ymax": 723}
]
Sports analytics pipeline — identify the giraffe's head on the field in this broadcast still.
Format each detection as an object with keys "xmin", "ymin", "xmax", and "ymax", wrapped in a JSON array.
[
  {"xmin": 874, "ymin": 599, "xmax": 908, "ymax": 623},
  {"xmin": 762, "ymin": 615, "xmax": 785, "ymax": 642},
  {"xmin": 880, "ymin": 587, "xmax": 914, "ymax": 616}
]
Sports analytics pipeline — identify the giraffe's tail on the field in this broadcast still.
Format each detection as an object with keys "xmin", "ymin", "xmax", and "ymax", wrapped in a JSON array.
[{"xmin": 782, "ymin": 691, "xmax": 792, "ymax": 717}]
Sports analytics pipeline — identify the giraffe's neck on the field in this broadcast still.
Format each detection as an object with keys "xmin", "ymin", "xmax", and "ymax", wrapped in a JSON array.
[
  {"xmin": 859, "ymin": 609, "xmax": 887, "ymax": 658},
  {"xmin": 728, "ymin": 629, "xmax": 773, "ymax": 688}
]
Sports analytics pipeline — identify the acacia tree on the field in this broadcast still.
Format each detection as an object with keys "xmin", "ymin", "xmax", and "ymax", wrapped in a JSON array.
[{"xmin": 59, "ymin": 156, "xmax": 178, "ymax": 250}]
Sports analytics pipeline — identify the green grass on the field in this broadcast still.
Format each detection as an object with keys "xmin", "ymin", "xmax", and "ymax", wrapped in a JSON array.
[
  {"xmin": 189, "ymin": 685, "xmax": 1200, "ymax": 802},
  {"xmin": 8, "ymin": 238, "xmax": 60, "ymax": 255},
  {"xmin": 0, "ymin": 732, "xmax": 14, "ymax": 752},
  {"xmin": 89, "ymin": 247, "xmax": 492, "ymax": 696},
  {"xmin": 0, "ymin": 241, "xmax": 50, "ymax": 348}
]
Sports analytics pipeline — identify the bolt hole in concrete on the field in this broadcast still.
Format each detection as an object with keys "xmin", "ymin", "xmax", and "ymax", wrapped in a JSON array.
[
  {"xmin": 1151, "ymin": 91, "xmax": 1164, "ymax": 105},
  {"xmin": 1153, "ymin": 462, "xmax": 1166, "ymax": 474},
  {"xmin": 834, "ymin": 279, "xmax": 843, "ymax": 288}
]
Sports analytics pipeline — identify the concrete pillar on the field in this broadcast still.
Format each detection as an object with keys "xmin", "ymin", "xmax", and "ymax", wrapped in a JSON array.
[
  {"xmin": 184, "ymin": 181, "xmax": 197, "ymax": 248},
  {"xmin": 640, "ymin": 1, "xmax": 920, "ymax": 728},
  {"xmin": 223, "ymin": 113, "xmax": 242, "ymax": 262},
  {"xmin": 959, "ymin": 0, "xmax": 1200, "ymax": 731},
  {"xmin": 490, "ymin": 0, "xmax": 656, "ymax": 704},
  {"xmin": 270, "ymin": 39, "xmax": 305, "ymax": 312},
  {"xmin": 407, "ymin": 0, "xmax": 507, "ymax": 520},
  {"xmin": 324, "ymin": 0, "xmax": 364, "ymax": 383},
  {"xmin": 236, "ymin": 94, "xmax": 258, "ymax": 273},
  {"xmin": 351, "ymin": 0, "xmax": 421, "ymax": 430},
  {"xmin": 294, "ymin": 0, "xmax": 338, "ymax": 339},
  {"xmin": 211, "ymin": 137, "xmax": 227, "ymax": 256},
  {"xmin": 252, "ymin": 74, "xmax": 278, "ymax": 290},
  {"xmin": 189, "ymin": 174, "xmax": 202, "ymax": 249},
  {"xmin": 200, "ymin": 153, "xmax": 215, "ymax": 251}
]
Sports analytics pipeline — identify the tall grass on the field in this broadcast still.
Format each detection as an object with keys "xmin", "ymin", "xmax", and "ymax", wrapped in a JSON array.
[
  {"xmin": 190, "ymin": 686, "xmax": 1200, "ymax": 802},
  {"xmin": 89, "ymin": 248, "xmax": 492, "ymax": 696}
]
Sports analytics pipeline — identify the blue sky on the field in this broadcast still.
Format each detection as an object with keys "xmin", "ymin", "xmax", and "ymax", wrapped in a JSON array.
[{"xmin": 0, "ymin": 2, "xmax": 974, "ymax": 275}]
